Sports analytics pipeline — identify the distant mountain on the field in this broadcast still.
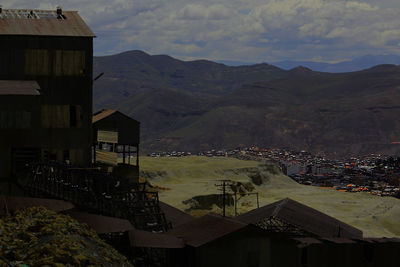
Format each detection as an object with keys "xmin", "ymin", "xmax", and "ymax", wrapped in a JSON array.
[
  {"xmin": 216, "ymin": 60, "xmax": 255, "ymax": 66},
  {"xmin": 272, "ymin": 54, "xmax": 400, "ymax": 73},
  {"xmin": 93, "ymin": 51, "xmax": 400, "ymax": 156},
  {"xmin": 93, "ymin": 50, "xmax": 286, "ymax": 109}
]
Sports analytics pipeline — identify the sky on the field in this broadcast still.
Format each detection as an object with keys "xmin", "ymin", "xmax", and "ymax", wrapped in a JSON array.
[{"xmin": 3, "ymin": 0, "xmax": 400, "ymax": 63}]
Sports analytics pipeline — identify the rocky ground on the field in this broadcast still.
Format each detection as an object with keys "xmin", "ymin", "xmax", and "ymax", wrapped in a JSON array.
[{"xmin": 0, "ymin": 207, "xmax": 133, "ymax": 267}]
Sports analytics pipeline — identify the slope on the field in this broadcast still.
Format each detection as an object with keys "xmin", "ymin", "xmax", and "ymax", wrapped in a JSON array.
[{"xmin": 140, "ymin": 156, "xmax": 400, "ymax": 238}]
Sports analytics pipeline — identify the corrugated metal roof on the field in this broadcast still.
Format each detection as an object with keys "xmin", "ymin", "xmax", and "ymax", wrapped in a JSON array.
[
  {"xmin": 0, "ymin": 195, "xmax": 74, "ymax": 214},
  {"xmin": 292, "ymin": 237, "xmax": 323, "ymax": 248},
  {"xmin": 159, "ymin": 201, "xmax": 194, "ymax": 228},
  {"xmin": 321, "ymin": 237, "xmax": 356, "ymax": 244},
  {"xmin": 92, "ymin": 109, "xmax": 117, "ymax": 123},
  {"xmin": 0, "ymin": 80, "xmax": 40, "ymax": 95},
  {"xmin": 167, "ymin": 213, "xmax": 248, "ymax": 247},
  {"xmin": 236, "ymin": 198, "xmax": 363, "ymax": 239},
  {"xmin": 65, "ymin": 211, "xmax": 134, "ymax": 234},
  {"xmin": 129, "ymin": 229, "xmax": 185, "ymax": 248},
  {"xmin": 363, "ymin": 237, "xmax": 400, "ymax": 243},
  {"xmin": 0, "ymin": 9, "xmax": 95, "ymax": 37}
]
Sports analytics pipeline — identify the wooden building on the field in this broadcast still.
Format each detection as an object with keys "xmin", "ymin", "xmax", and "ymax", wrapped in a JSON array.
[
  {"xmin": 93, "ymin": 109, "xmax": 139, "ymax": 160},
  {"xmin": 92, "ymin": 109, "xmax": 140, "ymax": 184},
  {"xmin": 0, "ymin": 8, "xmax": 95, "ymax": 182}
]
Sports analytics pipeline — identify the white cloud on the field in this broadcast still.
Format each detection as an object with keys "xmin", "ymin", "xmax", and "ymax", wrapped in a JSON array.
[{"xmin": 2, "ymin": 0, "xmax": 400, "ymax": 62}]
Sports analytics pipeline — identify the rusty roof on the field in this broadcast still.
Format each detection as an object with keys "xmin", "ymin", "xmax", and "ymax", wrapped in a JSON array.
[
  {"xmin": 159, "ymin": 201, "xmax": 194, "ymax": 228},
  {"xmin": 167, "ymin": 213, "xmax": 248, "ymax": 247},
  {"xmin": 92, "ymin": 109, "xmax": 117, "ymax": 123},
  {"xmin": 292, "ymin": 237, "xmax": 323, "ymax": 248},
  {"xmin": 236, "ymin": 198, "xmax": 363, "ymax": 239},
  {"xmin": 0, "ymin": 9, "xmax": 95, "ymax": 37},
  {"xmin": 0, "ymin": 80, "xmax": 40, "ymax": 95},
  {"xmin": 65, "ymin": 211, "xmax": 134, "ymax": 234},
  {"xmin": 129, "ymin": 229, "xmax": 185, "ymax": 248},
  {"xmin": 0, "ymin": 195, "xmax": 74, "ymax": 215}
]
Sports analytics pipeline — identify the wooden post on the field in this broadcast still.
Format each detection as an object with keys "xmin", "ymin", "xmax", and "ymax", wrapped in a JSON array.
[
  {"xmin": 123, "ymin": 145, "xmax": 126, "ymax": 164},
  {"xmin": 128, "ymin": 145, "xmax": 131, "ymax": 165},
  {"xmin": 136, "ymin": 145, "xmax": 139, "ymax": 166},
  {"xmin": 222, "ymin": 180, "xmax": 226, "ymax": 217},
  {"xmin": 93, "ymin": 144, "xmax": 96, "ymax": 164}
]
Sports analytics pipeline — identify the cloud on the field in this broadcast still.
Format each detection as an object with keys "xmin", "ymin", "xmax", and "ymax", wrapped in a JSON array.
[{"xmin": 2, "ymin": 0, "xmax": 400, "ymax": 62}]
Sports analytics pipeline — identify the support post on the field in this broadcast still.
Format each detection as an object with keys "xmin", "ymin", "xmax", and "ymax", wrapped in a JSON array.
[
  {"xmin": 136, "ymin": 145, "xmax": 139, "ymax": 167},
  {"xmin": 128, "ymin": 146, "xmax": 131, "ymax": 165},
  {"xmin": 123, "ymin": 145, "xmax": 126, "ymax": 164},
  {"xmin": 93, "ymin": 144, "xmax": 96, "ymax": 164},
  {"xmin": 222, "ymin": 180, "xmax": 226, "ymax": 217}
]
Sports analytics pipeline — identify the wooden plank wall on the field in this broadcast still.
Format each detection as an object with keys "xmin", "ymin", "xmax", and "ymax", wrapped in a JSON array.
[{"xmin": 98, "ymin": 130, "xmax": 118, "ymax": 144}]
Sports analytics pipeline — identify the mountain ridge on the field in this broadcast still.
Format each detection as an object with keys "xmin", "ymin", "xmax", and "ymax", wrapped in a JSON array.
[{"xmin": 93, "ymin": 50, "xmax": 400, "ymax": 156}]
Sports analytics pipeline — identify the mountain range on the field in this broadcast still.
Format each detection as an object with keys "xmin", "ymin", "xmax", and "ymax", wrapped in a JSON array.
[
  {"xmin": 219, "ymin": 54, "xmax": 400, "ymax": 73},
  {"xmin": 93, "ymin": 50, "xmax": 400, "ymax": 156}
]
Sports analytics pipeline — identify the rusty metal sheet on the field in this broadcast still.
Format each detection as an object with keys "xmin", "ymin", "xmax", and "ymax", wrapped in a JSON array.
[
  {"xmin": 167, "ymin": 213, "xmax": 248, "ymax": 247},
  {"xmin": 92, "ymin": 109, "xmax": 117, "ymax": 123},
  {"xmin": 0, "ymin": 195, "xmax": 74, "ymax": 215},
  {"xmin": 96, "ymin": 150, "xmax": 118, "ymax": 166},
  {"xmin": 129, "ymin": 229, "xmax": 185, "ymax": 248},
  {"xmin": 66, "ymin": 211, "xmax": 134, "ymax": 234},
  {"xmin": 237, "ymin": 198, "xmax": 363, "ymax": 239},
  {"xmin": 159, "ymin": 201, "xmax": 194, "ymax": 228},
  {"xmin": 321, "ymin": 237, "xmax": 357, "ymax": 244},
  {"xmin": 0, "ymin": 80, "xmax": 40, "ymax": 95},
  {"xmin": 0, "ymin": 10, "xmax": 95, "ymax": 37},
  {"xmin": 293, "ymin": 237, "xmax": 323, "ymax": 248}
]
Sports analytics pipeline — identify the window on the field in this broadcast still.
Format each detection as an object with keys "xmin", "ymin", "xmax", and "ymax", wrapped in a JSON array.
[
  {"xmin": 54, "ymin": 50, "xmax": 86, "ymax": 76},
  {"xmin": 41, "ymin": 105, "xmax": 82, "ymax": 128},
  {"xmin": 25, "ymin": 49, "xmax": 51, "ymax": 75},
  {"xmin": 25, "ymin": 49, "xmax": 86, "ymax": 76},
  {"xmin": 0, "ymin": 110, "xmax": 31, "ymax": 129}
]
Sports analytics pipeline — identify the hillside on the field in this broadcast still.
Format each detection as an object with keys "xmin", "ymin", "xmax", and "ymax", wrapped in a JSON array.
[
  {"xmin": 93, "ymin": 51, "xmax": 400, "ymax": 156},
  {"xmin": 140, "ymin": 156, "xmax": 400, "ymax": 238}
]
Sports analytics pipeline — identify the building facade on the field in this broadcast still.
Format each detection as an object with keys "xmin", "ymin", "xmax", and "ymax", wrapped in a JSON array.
[{"xmin": 0, "ymin": 8, "xmax": 94, "ymax": 182}]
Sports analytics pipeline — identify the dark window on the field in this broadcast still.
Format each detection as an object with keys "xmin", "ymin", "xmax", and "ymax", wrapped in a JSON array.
[
  {"xmin": 301, "ymin": 248, "xmax": 308, "ymax": 267},
  {"xmin": 363, "ymin": 245, "xmax": 374, "ymax": 263},
  {"xmin": 63, "ymin": 150, "xmax": 70, "ymax": 162},
  {"xmin": 70, "ymin": 106, "xmax": 77, "ymax": 127},
  {"xmin": 247, "ymin": 251, "xmax": 260, "ymax": 267},
  {"xmin": 0, "ymin": 110, "xmax": 31, "ymax": 129}
]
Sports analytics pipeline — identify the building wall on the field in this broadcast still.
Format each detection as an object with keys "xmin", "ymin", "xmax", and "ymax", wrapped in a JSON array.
[{"xmin": 0, "ymin": 35, "xmax": 93, "ymax": 180}]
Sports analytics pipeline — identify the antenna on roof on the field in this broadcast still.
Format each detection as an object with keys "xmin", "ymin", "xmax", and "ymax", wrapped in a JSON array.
[{"xmin": 56, "ymin": 5, "xmax": 65, "ymax": 19}]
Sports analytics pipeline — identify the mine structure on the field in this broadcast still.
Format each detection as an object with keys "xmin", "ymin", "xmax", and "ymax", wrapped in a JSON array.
[{"xmin": 0, "ymin": 7, "xmax": 172, "ymax": 265}]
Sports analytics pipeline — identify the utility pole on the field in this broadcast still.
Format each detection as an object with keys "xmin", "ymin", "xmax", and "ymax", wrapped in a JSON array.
[{"xmin": 215, "ymin": 179, "xmax": 232, "ymax": 217}]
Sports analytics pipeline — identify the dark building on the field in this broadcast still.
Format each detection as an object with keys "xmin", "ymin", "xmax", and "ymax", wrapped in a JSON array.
[
  {"xmin": 167, "ymin": 213, "xmax": 269, "ymax": 267},
  {"xmin": 92, "ymin": 109, "xmax": 140, "ymax": 166},
  {"xmin": 236, "ymin": 198, "xmax": 363, "ymax": 238},
  {"xmin": 0, "ymin": 8, "xmax": 95, "ymax": 184},
  {"xmin": 92, "ymin": 109, "xmax": 140, "ymax": 183}
]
